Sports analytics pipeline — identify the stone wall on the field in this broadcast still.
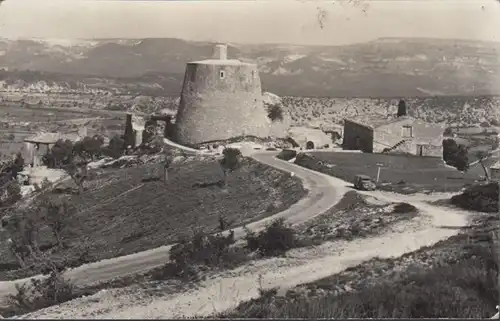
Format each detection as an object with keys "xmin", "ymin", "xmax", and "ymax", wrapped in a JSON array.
[
  {"xmin": 174, "ymin": 62, "xmax": 270, "ymax": 145},
  {"xmin": 342, "ymin": 120, "xmax": 373, "ymax": 152}
]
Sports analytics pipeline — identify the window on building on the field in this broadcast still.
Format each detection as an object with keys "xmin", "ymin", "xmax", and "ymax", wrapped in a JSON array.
[
  {"xmin": 219, "ymin": 70, "xmax": 225, "ymax": 79},
  {"xmin": 402, "ymin": 125, "xmax": 413, "ymax": 138}
]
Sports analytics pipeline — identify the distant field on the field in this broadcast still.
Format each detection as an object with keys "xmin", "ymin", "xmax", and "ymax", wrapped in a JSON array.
[
  {"xmin": 295, "ymin": 152, "xmax": 481, "ymax": 194},
  {"xmin": 0, "ymin": 104, "xmax": 127, "ymax": 156},
  {"xmin": 0, "ymin": 158, "xmax": 307, "ymax": 280}
]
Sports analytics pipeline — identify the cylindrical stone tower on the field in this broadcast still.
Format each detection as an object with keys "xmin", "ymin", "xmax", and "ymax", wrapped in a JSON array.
[{"xmin": 173, "ymin": 44, "xmax": 270, "ymax": 146}]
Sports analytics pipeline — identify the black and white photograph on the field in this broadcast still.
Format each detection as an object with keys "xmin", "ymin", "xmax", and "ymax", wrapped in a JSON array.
[{"xmin": 0, "ymin": 0, "xmax": 498, "ymax": 318}]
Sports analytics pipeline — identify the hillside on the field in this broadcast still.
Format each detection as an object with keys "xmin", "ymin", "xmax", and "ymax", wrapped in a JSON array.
[
  {"xmin": 0, "ymin": 37, "xmax": 499, "ymax": 97},
  {"xmin": 283, "ymin": 96, "xmax": 500, "ymax": 127}
]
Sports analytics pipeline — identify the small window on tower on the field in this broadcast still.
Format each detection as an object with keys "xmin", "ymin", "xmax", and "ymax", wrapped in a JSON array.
[
  {"xmin": 219, "ymin": 71, "xmax": 225, "ymax": 79},
  {"xmin": 252, "ymin": 71, "xmax": 255, "ymax": 78}
]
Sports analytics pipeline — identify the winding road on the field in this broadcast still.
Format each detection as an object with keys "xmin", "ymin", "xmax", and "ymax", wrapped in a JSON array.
[
  {"xmin": 0, "ymin": 145, "xmax": 472, "ymax": 318},
  {"xmin": 0, "ymin": 150, "xmax": 346, "ymax": 302}
]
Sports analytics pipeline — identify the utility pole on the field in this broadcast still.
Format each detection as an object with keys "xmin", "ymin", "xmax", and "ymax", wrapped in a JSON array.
[{"xmin": 376, "ymin": 163, "xmax": 384, "ymax": 183}]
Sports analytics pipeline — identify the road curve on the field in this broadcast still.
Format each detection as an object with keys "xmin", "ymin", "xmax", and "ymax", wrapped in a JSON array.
[{"xmin": 0, "ymin": 151, "xmax": 344, "ymax": 301}]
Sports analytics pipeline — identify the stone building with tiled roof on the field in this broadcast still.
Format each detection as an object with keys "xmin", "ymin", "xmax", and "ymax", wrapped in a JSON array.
[{"xmin": 342, "ymin": 113, "xmax": 445, "ymax": 157}]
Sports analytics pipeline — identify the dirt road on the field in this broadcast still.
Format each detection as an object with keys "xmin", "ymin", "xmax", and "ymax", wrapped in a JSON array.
[
  {"xmin": 0, "ymin": 151, "xmax": 346, "ymax": 302},
  {"xmin": 17, "ymin": 179, "xmax": 470, "ymax": 319}
]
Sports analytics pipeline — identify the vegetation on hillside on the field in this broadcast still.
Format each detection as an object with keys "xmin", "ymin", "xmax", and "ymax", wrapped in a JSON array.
[{"xmin": 221, "ymin": 217, "xmax": 499, "ymax": 318}]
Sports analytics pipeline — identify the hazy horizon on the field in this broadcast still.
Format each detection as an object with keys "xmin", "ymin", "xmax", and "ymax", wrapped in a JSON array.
[{"xmin": 0, "ymin": 0, "xmax": 498, "ymax": 46}]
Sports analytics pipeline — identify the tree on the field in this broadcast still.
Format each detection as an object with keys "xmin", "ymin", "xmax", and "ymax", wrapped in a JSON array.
[
  {"xmin": 443, "ymin": 139, "xmax": 469, "ymax": 172},
  {"xmin": 40, "ymin": 199, "xmax": 74, "ymax": 248},
  {"xmin": 64, "ymin": 160, "xmax": 88, "ymax": 194},
  {"xmin": 219, "ymin": 148, "xmax": 242, "ymax": 187},
  {"xmin": 4, "ymin": 209, "xmax": 43, "ymax": 267},
  {"xmin": 73, "ymin": 135, "xmax": 104, "ymax": 161},
  {"xmin": 162, "ymin": 146, "xmax": 179, "ymax": 183},
  {"xmin": 267, "ymin": 104, "xmax": 284, "ymax": 122},
  {"xmin": 102, "ymin": 135, "xmax": 125, "ymax": 159},
  {"xmin": 397, "ymin": 99, "xmax": 407, "ymax": 117},
  {"xmin": 11, "ymin": 152, "xmax": 25, "ymax": 178},
  {"xmin": 475, "ymin": 150, "xmax": 491, "ymax": 181},
  {"xmin": 44, "ymin": 139, "xmax": 74, "ymax": 168}
]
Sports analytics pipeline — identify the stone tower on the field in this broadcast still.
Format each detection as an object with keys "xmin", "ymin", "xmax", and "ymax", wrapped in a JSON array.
[{"xmin": 173, "ymin": 44, "xmax": 270, "ymax": 146}]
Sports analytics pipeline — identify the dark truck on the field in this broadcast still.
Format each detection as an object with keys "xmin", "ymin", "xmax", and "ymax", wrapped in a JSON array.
[{"xmin": 354, "ymin": 174, "xmax": 377, "ymax": 191}]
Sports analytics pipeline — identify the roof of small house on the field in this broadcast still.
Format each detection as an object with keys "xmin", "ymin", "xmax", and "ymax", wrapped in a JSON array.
[
  {"xmin": 24, "ymin": 132, "xmax": 82, "ymax": 144},
  {"xmin": 345, "ymin": 113, "xmax": 445, "ymax": 141},
  {"xmin": 345, "ymin": 113, "xmax": 411, "ymax": 129},
  {"xmin": 491, "ymin": 161, "xmax": 500, "ymax": 170}
]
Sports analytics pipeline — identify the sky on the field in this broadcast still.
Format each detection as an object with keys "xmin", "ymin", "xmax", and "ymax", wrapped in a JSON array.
[{"xmin": 0, "ymin": 0, "xmax": 499, "ymax": 46}]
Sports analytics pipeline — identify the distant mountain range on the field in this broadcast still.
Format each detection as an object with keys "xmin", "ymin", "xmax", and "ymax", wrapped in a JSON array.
[{"xmin": 0, "ymin": 37, "xmax": 499, "ymax": 97}]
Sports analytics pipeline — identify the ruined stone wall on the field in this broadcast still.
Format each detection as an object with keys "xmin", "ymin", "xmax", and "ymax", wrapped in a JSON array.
[{"xmin": 174, "ymin": 62, "xmax": 270, "ymax": 145}]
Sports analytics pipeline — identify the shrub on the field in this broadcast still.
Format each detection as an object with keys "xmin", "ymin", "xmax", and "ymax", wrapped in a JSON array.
[
  {"xmin": 442, "ymin": 139, "xmax": 469, "ymax": 171},
  {"xmin": 245, "ymin": 218, "xmax": 296, "ymax": 257},
  {"xmin": 451, "ymin": 182, "xmax": 498, "ymax": 212},
  {"xmin": 6, "ymin": 271, "xmax": 75, "ymax": 316},
  {"xmin": 267, "ymin": 104, "xmax": 284, "ymax": 122},
  {"xmin": 156, "ymin": 229, "xmax": 241, "ymax": 281},
  {"xmin": 392, "ymin": 202, "xmax": 417, "ymax": 214},
  {"xmin": 276, "ymin": 149, "xmax": 297, "ymax": 161},
  {"xmin": 101, "ymin": 135, "xmax": 126, "ymax": 159}
]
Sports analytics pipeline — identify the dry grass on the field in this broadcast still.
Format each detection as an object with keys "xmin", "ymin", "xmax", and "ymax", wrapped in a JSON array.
[
  {"xmin": 221, "ymin": 215, "xmax": 499, "ymax": 319},
  {"xmin": 295, "ymin": 152, "xmax": 482, "ymax": 194},
  {"xmin": 295, "ymin": 191, "xmax": 418, "ymax": 244},
  {"xmin": 0, "ymin": 158, "xmax": 307, "ymax": 280}
]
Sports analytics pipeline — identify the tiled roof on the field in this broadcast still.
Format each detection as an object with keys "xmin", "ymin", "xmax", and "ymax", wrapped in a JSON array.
[{"xmin": 345, "ymin": 113, "xmax": 411, "ymax": 129}]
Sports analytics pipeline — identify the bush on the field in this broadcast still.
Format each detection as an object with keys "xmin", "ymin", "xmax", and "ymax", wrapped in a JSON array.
[
  {"xmin": 101, "ymin": 135, "xmax": 126, "ymax": 159},
  {"xmin": 156, "ymin": 228, "xmax": 243, "ymax": 281},
  {"xmin": 442, "ymin": 139, "xmax": 469, "ymax": 171},
  {"xmin": 451, "ymin": 182, "xmax": 498, "ymax": 212},
  {"xmin": 392, "ymin": 202, "xmax": 417, "ymax": 214},
  {"xmin": 276, "ymin": 149, "xmax": 297, "ymax": 161},
  {"xmin": 4, "ymin": 269, "xmax": 83, "ymax": 317},
  {"xmin": 267, "ymin": 104, "xmax": 284, "ymax": 122},
  {"xmin": 245, "ymin": 218, "xmax": 296, "ymax": 257}
]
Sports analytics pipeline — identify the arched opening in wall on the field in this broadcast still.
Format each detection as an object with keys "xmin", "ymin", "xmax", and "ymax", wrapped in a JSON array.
[
  {"xmin": 219, "ymin": 71, "xmax": 225, "ymax": 79},
  {"xmin": 252, "ymin": 71, "xmax": 255, "ymax": 78},
  {"xmin": 306, "ymin": 141, "xmax": 315, "ymax": 150}
]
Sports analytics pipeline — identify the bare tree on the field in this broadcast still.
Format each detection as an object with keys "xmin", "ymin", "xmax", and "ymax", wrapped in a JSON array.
[
  {"xmin": 64, "ymin": 159, "xmax": 88, "ymax": 194},
  {"xmin": 41, "ymin": 199, "xmax": 73, "ymax": 248},
  {"xmin": 475, "ymin": 150, "xmax": 491, "ymax": 182}
]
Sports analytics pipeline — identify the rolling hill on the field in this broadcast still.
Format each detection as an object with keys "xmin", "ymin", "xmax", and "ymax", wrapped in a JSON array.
[{"xmin": 0, "ymin": 37, "xmax": 499, "ymax": 97}]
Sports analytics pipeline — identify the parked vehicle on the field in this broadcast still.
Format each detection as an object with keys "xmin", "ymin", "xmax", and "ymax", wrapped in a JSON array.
[{"xmin": 354, "ymin": 174, "xmax": 376, "ymax": 191}]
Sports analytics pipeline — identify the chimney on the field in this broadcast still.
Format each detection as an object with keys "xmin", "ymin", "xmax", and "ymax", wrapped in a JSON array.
[{"xmin": 213, "ymin": 44, "xmax": 228, "ymax": 60}]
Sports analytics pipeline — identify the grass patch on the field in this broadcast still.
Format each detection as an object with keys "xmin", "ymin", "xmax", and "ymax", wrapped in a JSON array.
[
  {"xmin": 295, "ymin": 152, "xmax": 481, "ymax": 194},
  {"xmin": 296, "ymin": 191, "xmax": 418, "ymax": 243}
]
